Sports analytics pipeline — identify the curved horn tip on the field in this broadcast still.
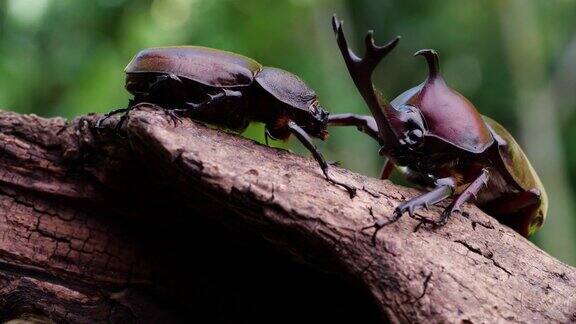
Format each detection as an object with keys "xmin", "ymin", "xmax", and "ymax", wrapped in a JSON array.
[
  {"xmin": 332, "ymin": 14, "xmax": 342, "ymax": 30},
  {"xmin": 414, "ymin": 49, "xmax": 440, "ymax": 77},
  {"xmin": 365, "ymin": 30, "xmax": 375, "ymax": 44},
  {"xmin": 414, "ymin": 49, "xmax": 438, "ymax": 57},
  {"xmin": 388, "ymin": 36, "xmax": 401, "ymax": 47},
  {"xmin": 366, "ymin": 33, "xmax": 401, "ymax": 50}
]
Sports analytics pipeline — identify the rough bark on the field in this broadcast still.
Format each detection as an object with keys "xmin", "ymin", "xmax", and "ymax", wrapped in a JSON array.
[{"xmin": 0, "ymin": 105, "xmax": 574, "ymax": 323}]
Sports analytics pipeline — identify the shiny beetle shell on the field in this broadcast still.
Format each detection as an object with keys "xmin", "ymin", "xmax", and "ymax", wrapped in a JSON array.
[
  {"xmin": 405, "ymin": 50, "xmax": 494, "ymax": 153},
  {"xmin": 125, "ymin": 46, "xmax": 262, "ymax": 87},
  {"xmin": 407, "ymin": 78, "xmax": 494, "ymax": 153}
]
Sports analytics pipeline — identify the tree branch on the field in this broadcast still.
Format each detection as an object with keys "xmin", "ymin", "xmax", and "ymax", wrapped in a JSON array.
[{"xmin": 0, "ymin": 105, "xmax": 574, "ymax": 323}]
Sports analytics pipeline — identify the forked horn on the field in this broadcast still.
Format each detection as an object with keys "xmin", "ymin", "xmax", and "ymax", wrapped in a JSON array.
[
  {"xmin": 332, "ymin": 15, "xmax": 399, "ymax": 87},
  {"xmin": 332, "ymin": 14, "xmax": 400, "ymax": 145}
]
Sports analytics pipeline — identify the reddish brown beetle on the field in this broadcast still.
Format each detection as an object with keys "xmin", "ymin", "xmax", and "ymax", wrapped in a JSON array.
[
  {"xmin": 98, "ymin": 46, "xmax": 356, "ymax": 197},
  {"xmin": 330, "ymin": 15, "xmax": 547, "ymax": 240}
]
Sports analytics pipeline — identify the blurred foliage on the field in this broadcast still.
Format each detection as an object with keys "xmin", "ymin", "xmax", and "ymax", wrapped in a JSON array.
[{"xmin": 0, "ymin": 0, "xmax": 575, "ymax": 264}]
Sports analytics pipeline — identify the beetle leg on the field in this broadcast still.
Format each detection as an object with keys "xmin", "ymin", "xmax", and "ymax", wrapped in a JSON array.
[
  {"xmin": 362, "ymin": 177, "xmax": 456, "ymax": 244},
  {"xmin": 100, "ymin": 74, "xmax": 180, "ymax": 131},
  {"xmin": 164, "ymin": 108, "xmax": 188, "ymax": 125},
  {"xmin": 264, "ymin": 127, "xmax": 279, "ymax": 146},
  {"xmin": 97, "ymin": 104, "xmax": 140, "ymax": 134},
  {"xmin": 114, "ymin": 107, "xmax": 139, "ymax": 133},
  {"xmin": 112, "ymin": 102, "xmax": 153, "ymax": 133},
  {"xmin": 187, "ymin": 89, "xmax": 242, "ymax": 110},
  {"xmin": 148, "ymin": 73, "xmax": 181, "ymax": 91},
  {"xmin": 327, "ymin": 113, "xmax": 381, "ymax": 143},
  {"xmin": 327, "ymin": 114, "xmax": 395, "ymax": 179},
  {"xmin": 96, "ymin": 108, "xmax": 129, "ymax": 129},
  {"xmin": 379, "ymin": 159, "xmax": 395, "ymax": 180},
  {"xmin": 287, "ymin": 121, "xmax": 356, "ymax": 198},
  {"xmin": 428, "ymin": 169, "xmax": 490, "ymax": 227}
]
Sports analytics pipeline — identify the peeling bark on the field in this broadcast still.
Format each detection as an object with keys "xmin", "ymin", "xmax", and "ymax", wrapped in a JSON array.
[{"xmin": 0, "ymin": 106, "xmax": 574, "ymax": 323}]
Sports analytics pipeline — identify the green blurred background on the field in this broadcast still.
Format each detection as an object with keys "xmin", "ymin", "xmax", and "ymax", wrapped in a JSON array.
[{"xmin": 0, "ymin": 0, "xmax": 575, "ymax": 265}]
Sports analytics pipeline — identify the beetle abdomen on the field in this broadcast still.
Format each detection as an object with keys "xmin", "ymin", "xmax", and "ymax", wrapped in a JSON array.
[
  {"xmin": 483, "ymin": 118, "xmax": 546, "ymax": 193},
  {"xmin": 125, "ymin": 46, "xmax": 262, "ymax": 88},
  {"xmin": 483, "ymin": 116, "xmax": 548, "ymax": 227}
]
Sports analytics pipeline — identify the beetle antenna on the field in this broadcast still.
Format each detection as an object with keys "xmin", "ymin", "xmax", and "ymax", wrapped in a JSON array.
[{"xmin": 414, "ymin": 49, "xmax": 440, "ymax": 78}]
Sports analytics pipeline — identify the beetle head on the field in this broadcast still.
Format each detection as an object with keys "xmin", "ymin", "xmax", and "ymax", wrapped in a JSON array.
[
  {"xmin": 376, "ymin": 89, "xmax": 429, "ymax": 166},
  {"xmin": 295, "ymin": 100, "xmax": 329, "ymax": 140},
  {"xmin": 384, "ymin": 103, "xmax": 427, "ymax": 150}
]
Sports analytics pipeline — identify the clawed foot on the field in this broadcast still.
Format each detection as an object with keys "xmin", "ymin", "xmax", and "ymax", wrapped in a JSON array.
[
  {"xmin": 95, "ymin": 115, "xmax": 110, "ymax": 129},
  {"xmin": 331, "ymin": 179, "xmax": 356, "ymax": 198},
  {"xmin": 415, "ymin": 207, "xmax": 457, "ymax": 228},
  {"xmin": 96, "ymin": 103, "xmax": 151, "ymax": 134},
  {"xmin": 113, "ymin": 114, "xmax": 129, "ymax": 135},
  {"xmin": 324, "ymin": 172, "xmax": 356, "ymax": 198},
  {"xmin": 164, "ymin": 109, "xmax": 187, "ymax": 126},
  {"xmin": 363, "ymin": 205, "xmax": 458, "ymax": 244},
  {"xmin": 361, "ymin": 209, "xmax": 402, "ymax": 245},
  {"xmin": 362, "ymin": 200, "xmax": 456, "ymax": 244},
  {"xmin": 95, "ymin": 111, "xmax": 129, "ymax": 138},
  {"xmin": 264, "ymin": 128, "xmax": 278, "ymax": 146},
  {"xmin": 96, "ymin": 108, "xmax": 129, "ymax": 129},
  {"xmin": 328, "ymin": 160, "xmax": 341, "ymax": 167}
]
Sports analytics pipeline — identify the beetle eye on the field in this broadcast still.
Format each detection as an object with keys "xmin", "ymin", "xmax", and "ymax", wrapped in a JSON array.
[
  {"xmin": 408, "ymin": 129, "xmax": 423, "ymax": 141},
  {"xmin": 309, "ymin": 101, "xmax": 319, "ymax": 113},
  {"xmin": 403, "ymin": 129, "xmax": 424, "ymax": 146},
  {"xmin": 397, "ymin": 105, "xmax": 426, "ymax": 147}
]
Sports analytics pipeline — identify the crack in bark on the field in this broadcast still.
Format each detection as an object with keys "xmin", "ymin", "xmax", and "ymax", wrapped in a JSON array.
[
  {"xmin": 454, "ymin": 240, "xmax": 512, "ymax": 276},
  {"xmin": 367, "ymin": 206, "xmax": 376, "ymax": 222},
  {"xmin": 362, "ymin": 186, "xmax": 381, "ymax": 198},
  {"xmin": 471, "ymin": 220, "xmax": 495, "ymax": 231},
  {"xmin": 0, "ymin": 258, "xmax": 109, "ymax": 295},
  {"xmin": 491, "ymin": 260, "xmax": 513, "ymax": 276},
  {"xmin": 404, "ymin": 272, "xmax": 433, "ymax": 304}
]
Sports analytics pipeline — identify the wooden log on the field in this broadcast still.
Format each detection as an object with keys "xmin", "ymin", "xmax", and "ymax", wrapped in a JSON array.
[{"xmin": 0, "ymin": 105, "xmax": 574, "ymax": 323}]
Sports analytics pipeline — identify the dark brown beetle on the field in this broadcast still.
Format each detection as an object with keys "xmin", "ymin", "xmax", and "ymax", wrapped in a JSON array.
[
  {"xmin": 98, "ymin": 46, "xmax": 356, "ymax": 197},
  {"xmin": 330, "ymin": 15, "xmax": 547, "ymax": 240}
]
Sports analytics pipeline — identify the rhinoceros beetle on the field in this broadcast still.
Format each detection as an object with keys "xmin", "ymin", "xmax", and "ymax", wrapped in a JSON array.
[
  {"xmin": 97, "ymin": 46, "xmax": 356, "ymax": 197},
  {"xmin": 331, "ymin": 15, "xmax": 547, "ymax": 240}
]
